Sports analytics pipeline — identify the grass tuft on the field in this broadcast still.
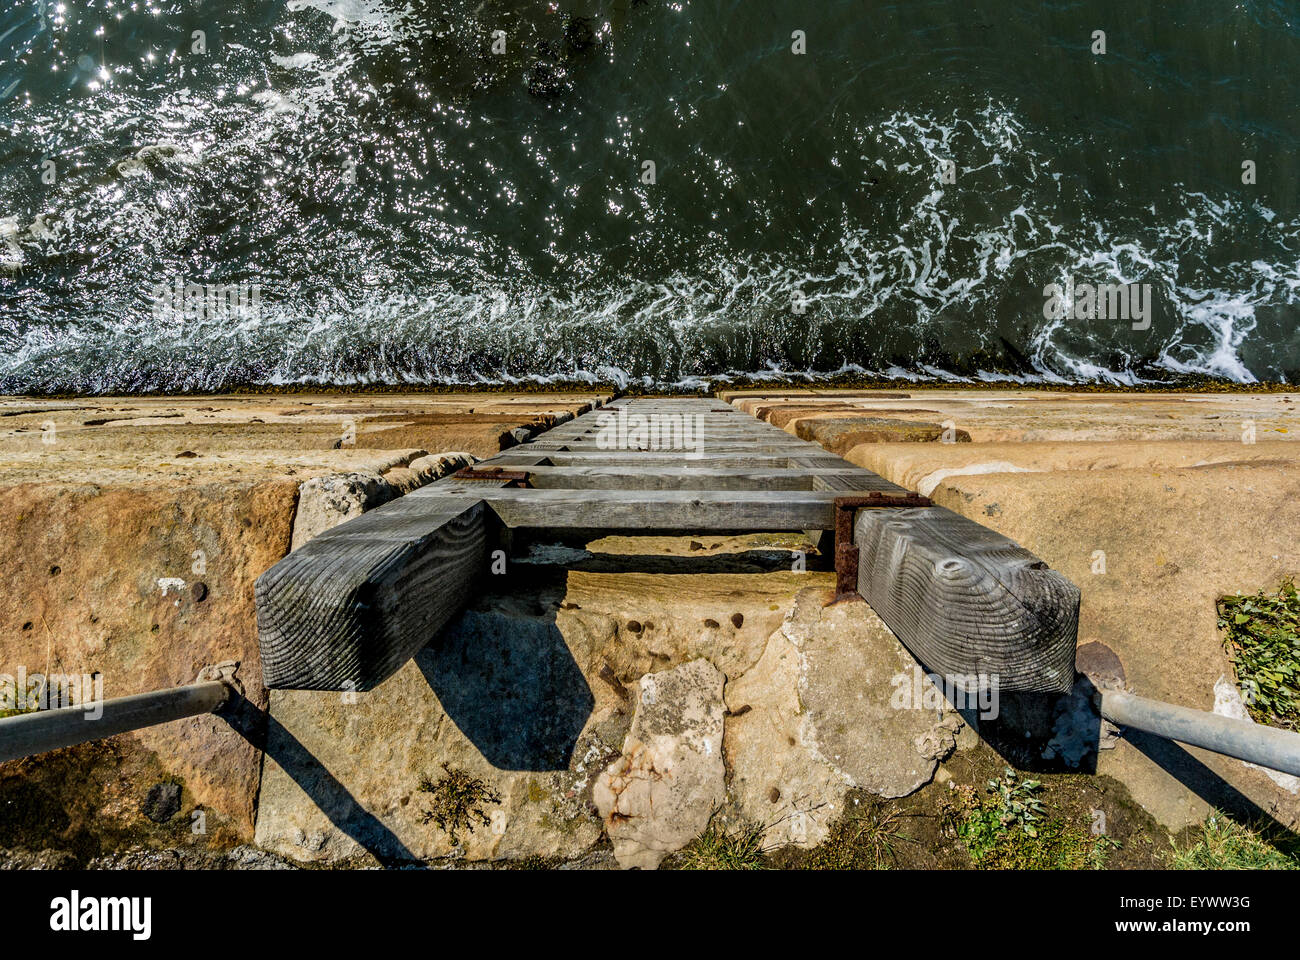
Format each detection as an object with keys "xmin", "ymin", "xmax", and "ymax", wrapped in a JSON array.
[
  {"xmin": 802, "ymin": 797, "xmax": 915, "ymax": 870},
  {"xmin": 670, "ymin": 817, "xmax": 768, "ymax": 870},
  {"xmin": 1171, "ymin": 814, "xmax": 1300, "ymax": 870}
]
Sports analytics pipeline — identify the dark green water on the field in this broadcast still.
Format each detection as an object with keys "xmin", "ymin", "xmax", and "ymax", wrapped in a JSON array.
[{"xmin": 1, "ymin": 0, "xmax": 1298, "ymax": 391}]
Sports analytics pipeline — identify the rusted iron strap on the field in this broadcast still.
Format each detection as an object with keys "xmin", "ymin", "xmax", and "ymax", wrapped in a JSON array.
[
  {"xmin": 833, "ymin": 492, "xmax": 932, "ymax": 600},
  {"xmin": 452, "ymin": 466, "xmax": 532, "ymax": 487}
]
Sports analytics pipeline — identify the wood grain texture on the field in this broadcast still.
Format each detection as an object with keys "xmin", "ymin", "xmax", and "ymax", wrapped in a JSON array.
[
  {"xmin": 854, "ymin": 506, "xmax": 1078, "ymax": 693},
  {"xmin": 813, "ymin": 472, "xmax": 909, "ymax": 493},
  {"xmin": 412, "ymin": 486, "xmax": 866, "ymax": 529},
  {"xmin": 523, "ymin": 465, "xmax": 887, "ymax": 490},
  {"xmin": 525, "ymin": 439, "xmax": 813, "ymax": 453},
  {"xmin": 256, "ymin": 498, "xmax": 487, "ymax": 690},
  {"xmin": 486, "ymin": 451, "xmax": 844, "ymax": 467}
]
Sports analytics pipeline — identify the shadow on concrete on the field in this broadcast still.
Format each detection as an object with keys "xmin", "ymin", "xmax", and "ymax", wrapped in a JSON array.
[
  {"xmin": 960, "ymin": 678, "xmax": 1102, "ymax": 776},
  {"xmin": 528, "ymin": 548, "xmax": 831, "ymax": 575},
  {"xmin": 220, "ymin": 693, "xmax": 420, "ymax": 867},
  {"xmin": 415, "ymin": 607, "xmax": 594, "ymax": 771},
  {"xmin": 1123, "ymin": 728, "xmax": 1300, "ymax": 842}
]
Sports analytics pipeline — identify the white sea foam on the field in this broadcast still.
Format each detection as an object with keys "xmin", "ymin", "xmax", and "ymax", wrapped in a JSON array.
[{"xmin": 3, "ymin": 69, "xmax": 1297, "ymax": 391}]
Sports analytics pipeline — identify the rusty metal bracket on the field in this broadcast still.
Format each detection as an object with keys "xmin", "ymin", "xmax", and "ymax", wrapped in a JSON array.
[
  {"xmin": 452, "ymin": 466, "xmax": 532, "ymax": 487},
  {"xmin": 832, "ymin": 492, "xmax": 932, "ymax": 601}
]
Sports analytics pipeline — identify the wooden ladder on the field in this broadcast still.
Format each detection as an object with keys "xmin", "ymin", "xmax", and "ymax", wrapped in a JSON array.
[{"xmin": 255, "ymin": 398, "xmax": 1078, "ymax": 694}]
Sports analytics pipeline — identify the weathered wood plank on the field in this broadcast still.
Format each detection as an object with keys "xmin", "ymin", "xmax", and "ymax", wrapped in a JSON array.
[
  {"xmin": 602, "ymin": 400, "xmax": 728, "ymax": 409},
  {"xmin": 786, "ymin": 455, "xmax": 852, "ymax": 468},
  {"xmin": 407, "ymin": 486, "xmax": 871, "ymax": 530},
  {"xmin": 484, "ymin": 451, "xmax": 840, "ymax": 467},
  {"xmin": 526, "ymin": 443, "xmax": 816, "ymax": 455},
  {"xmin": 473, "ymin": 452, "xmax": 553, "ymax": 467},
  {"xmin": 535, "ymin": 432, "xmax": 804, "ymax": 444},
  {"xmin": 539, "ymin": 423, "xmax": 796, "ymax": 435},
  {"xmin": 255, "ymin": 498, "xmax": 488, "ymax": 691},
  {"xmin": 854, "ymin": 506, "xmax": 1078, "ymax": 693},
  {"xmin": 813, "ymin": 472, "xmax": 908, "ymax": 493},
  {"xmin": 521, "ymin": 465, "xmax": 888, "ymax": 490}
]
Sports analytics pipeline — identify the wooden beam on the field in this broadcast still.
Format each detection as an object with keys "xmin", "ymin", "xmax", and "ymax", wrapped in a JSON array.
[
  {"xmin": 534, "ymin": 433, "xmax": 802, "ymax": 445},
  {"xmin": 853, "ymin": 506, "xmax": 1078, "ymax": 693},
  {"xmin": 813, "ymin": 473, "xmax": 907, "ymax": 492},
  {"xmin": 526, "ymin": 437, "xmax": 810, "ymax": 445},
  {"xmin": 256, "ymin": 498, "xmax": 488, "ymax": 691},
  {"xmin": 539, "ymin": 424, "xmax": 796, "ymax": 435},
  {"xmin": 407, "ymin": 486, "xmax": 875, "ymax": 530},
  {"xmin": 485, "ymin": 450, "xmax": 842, "ymax": 467},
  {"xmin": 521, "ymin": 465, "xmax": 889, "ymax": 490}
]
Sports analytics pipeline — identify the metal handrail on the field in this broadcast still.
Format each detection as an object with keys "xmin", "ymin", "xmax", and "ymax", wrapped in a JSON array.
[
  {"xmin": 4, "ymin": 676, "xmax": 1300, "ymax": 785},
  {"xmin": 1099, "ymin": 689, "xmax": 1300, "ymax": 778},
  {"xmin": 0, "ymin": 681, "xmax": 230, "ymax": 764}
]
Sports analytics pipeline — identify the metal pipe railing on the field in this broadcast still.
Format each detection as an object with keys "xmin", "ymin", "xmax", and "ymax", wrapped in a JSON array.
[
  {"xmin": 1099, "ymin": 689, "xmax": 1300, "ymax": 778},
  {"xmin": 5, "ymin": 674, "xmax": 1300, "ymax": 787},
  {"xmin": 0, "ymin": 681, "xmax": 230, "ymax": 764}
]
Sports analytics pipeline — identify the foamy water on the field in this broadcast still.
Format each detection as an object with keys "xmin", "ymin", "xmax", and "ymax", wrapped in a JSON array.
[{"xmin": 1, "ymin": 0, "xmax": 1297, "ymax": 391}]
